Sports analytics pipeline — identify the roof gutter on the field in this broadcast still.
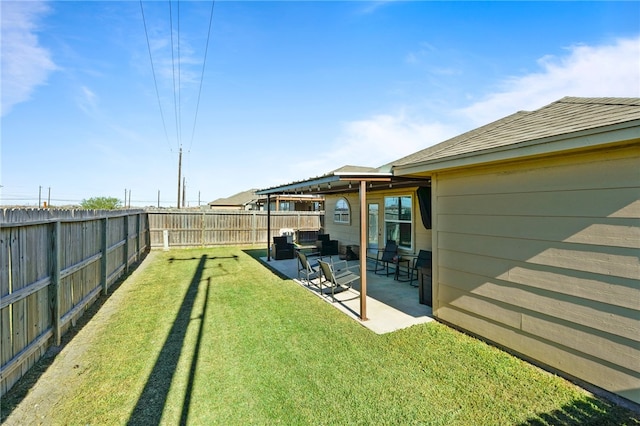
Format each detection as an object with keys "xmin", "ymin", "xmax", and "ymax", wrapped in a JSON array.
[
  {"xmin": 394, "ymin": 120, "xmax": 640, "ymax": 176},
  {"xmin": 256, "ymin": 172, "xmax": 392, "ymax": 195}
]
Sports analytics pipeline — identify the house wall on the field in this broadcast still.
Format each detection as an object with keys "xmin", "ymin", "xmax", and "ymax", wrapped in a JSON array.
[
  {"xmin": 323, "ymin": 194, "xmax": 360, "ymax": 251},
  {"xmin": 432, "ymin": 144, "xmax": 640, "ymax": 404},
  {"xmin": 323, "ymin": 189, "xmax": 432, "ymax": 257}
]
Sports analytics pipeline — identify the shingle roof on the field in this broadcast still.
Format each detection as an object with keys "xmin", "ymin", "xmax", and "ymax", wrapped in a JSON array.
[
  {"xmin": 208, "ymin": 189, "xmax": 258, "ymax": 206},
  {"xmin": 392, "ymin": 97, "xmax": 640, "ymax": 167},
  {"xmin": 330, "ymin": 165, "xmax": 379, "ymax": 174}
]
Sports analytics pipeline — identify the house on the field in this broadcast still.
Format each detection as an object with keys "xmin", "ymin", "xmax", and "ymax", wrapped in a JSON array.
[
  {"xmin": 256, "ymin": 194, "xmax": 324, "ymax": 212},
  {"xmin": 208, "ymin": 189, "xmax": 261, "ymax": 210},
  {"xmin": 209, "ymin": 189, "xmax": 323, "ymax": 211},
  {"xmin": 257, "ymin": 97, "xmax": 640, "ymax": 406}
]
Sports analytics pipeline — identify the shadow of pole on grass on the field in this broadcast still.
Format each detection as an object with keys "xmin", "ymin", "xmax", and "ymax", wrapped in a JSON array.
[
  {"xmin": 127, "ymin": 255, "xmax": 209, "ymax": 426},
  {"xmin": 180, "ymin": 275, "xmax": 210, "ymax": 425},
  {"xmin": 518, "ymin": 396, "xmax": 640, "ymax": 425}
]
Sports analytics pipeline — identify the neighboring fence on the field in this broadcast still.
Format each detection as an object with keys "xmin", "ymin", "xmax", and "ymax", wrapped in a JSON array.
[
  {"xmin": 147, "ymin": 209, "xmax": 323, "ymax": 249},
  {"xmin": 0, "ymin": 208, "xmax": 149, "ymax": 396}
]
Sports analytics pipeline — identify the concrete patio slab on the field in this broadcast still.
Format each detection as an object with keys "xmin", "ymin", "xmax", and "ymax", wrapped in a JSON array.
[{"xmin": 259, "ymin": 255, "xmax": 434, "ymax": 334}]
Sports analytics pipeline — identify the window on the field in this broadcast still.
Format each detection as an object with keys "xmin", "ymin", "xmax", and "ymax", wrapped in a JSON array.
[
  {"xmin": 279, "ymin": 201, "xmax": 292, "ymax": 211},
  {"xmin": 384, "ymin": 195, "xmax": 412, "ymax": 249},
  {"xmin": 334, "ymin": 198, "xmax": 350, "ymax": 224}
]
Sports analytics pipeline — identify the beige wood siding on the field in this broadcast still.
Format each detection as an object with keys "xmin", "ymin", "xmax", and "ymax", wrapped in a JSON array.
[
  {"xmin": 323, "ymin": 194, "xmax": 361, "ymax": 251},
  {"xmin": 433, "ymin": 144, "xmax": 640, "ymax": 404}
]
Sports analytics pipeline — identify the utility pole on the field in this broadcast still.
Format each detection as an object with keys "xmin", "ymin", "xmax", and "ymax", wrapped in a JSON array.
[
  {"xmin": 38, "ymin": 185, "xmax": 42, "ymax": 207},
  {"xmin": 157, "ymin": 190, "xmax": 160, "ymax": 208},
  {"xmin": 177, "ymin": 147, "xmax": 182, "ymax": 209},
  {"xmin": 128, "ymin": 189, "xmax": 131, "ymax": 208},
  {"xmin": 182, "ymin": 177, "xmax": 186, "ymax": 208},
  {"xmin": 47, "ymin": 187, "xmax": 51, "ymax": 207},
  {"xmin": 124, "ymin": 188, "xmax": 127, "ymax": 208}
]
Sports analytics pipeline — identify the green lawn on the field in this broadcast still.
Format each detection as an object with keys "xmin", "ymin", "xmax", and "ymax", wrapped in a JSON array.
[{"xmin": 4, "ymin": 247, "xmax": 639, "ymax": 425}]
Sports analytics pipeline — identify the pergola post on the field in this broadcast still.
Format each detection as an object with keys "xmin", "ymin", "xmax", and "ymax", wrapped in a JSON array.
[
  {"xmin": 359, "ymin": 180, "xmax": 368, "ymax": 321},
  {"xmin": 267, "ymin": 194, "xmax": 272, "ymax": 261}
]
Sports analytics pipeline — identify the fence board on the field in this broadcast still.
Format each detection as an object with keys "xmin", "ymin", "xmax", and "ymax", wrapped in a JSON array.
[
  {"xmin": 0, "ymin": 208, "xmax": 148, "ymax": 396},
  {"xmin": 2, "ymin": 207, "xmax": 302, "ymax": 396},
  {"xmin": 147, "ymin": 209, "xmax": 322, "ymax": 248}
]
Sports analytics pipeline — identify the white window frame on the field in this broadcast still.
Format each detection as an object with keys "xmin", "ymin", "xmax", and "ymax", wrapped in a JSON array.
[
  {"xmin": 334, "ymin": 198, "xmax": 350, "ymax": 224},
  {"xmin": 384, "ymin": 195, "xmax": 413, "ymax": 250}
]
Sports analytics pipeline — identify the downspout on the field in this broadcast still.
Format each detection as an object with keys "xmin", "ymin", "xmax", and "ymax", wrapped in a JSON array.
[
  {"xmin": 431, "ymin": 175, "xmax": 438, "ymax": 316},
  {"xmin": 267, "ymin": 194, "xmax": 272, "ymax": 261},
  {"xmin": 359, "ymin": 180, "xmax": 368, "ymax": 321}
]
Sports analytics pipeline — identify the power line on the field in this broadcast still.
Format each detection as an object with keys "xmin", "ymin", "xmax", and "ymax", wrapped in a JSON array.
[
  {"xmin": 139, "ymin": 0, "xmax": 174, "ymax": 153},
  {"xmin": 140, "ymin": 0, "xmax": 215, "ymax": 155},
  {"xmin": 188, "ymin": 0, "xmax": 216, "ymax": 153},
  {"xmin": 177, "ymin": 1, "xmax": 182, "ymax": 149},
  {"xmin": 169, "ymin": 1, "xmax": 181, "ymax": 148},
  {"xmin": 139, "ymin": 0, "xmax": 216, "ymax": 208}
]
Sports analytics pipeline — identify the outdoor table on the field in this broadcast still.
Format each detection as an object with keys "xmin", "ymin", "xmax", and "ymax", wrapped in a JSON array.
[
  {"xmin": 294, "ymin": 243, "xmax": 320, "ymax": 257},
  {"xmin": 393, "ymin": 257, "xmax": 411, "ymax": 281}
]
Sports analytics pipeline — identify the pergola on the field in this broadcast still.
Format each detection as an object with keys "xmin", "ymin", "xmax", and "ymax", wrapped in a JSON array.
[{"xmin": 256, "ymin": 166, "xmax": 429, "ymax": 321}]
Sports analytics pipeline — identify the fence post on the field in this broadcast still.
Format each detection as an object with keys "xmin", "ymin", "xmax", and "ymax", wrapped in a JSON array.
[
  {"xmin": 252, "ymin": 211, "xmax": 257, "ymax": 244},
  {"xmin": 50, "ymin": 221, "xmax": 61, "ymax": 346},
  {"xmin": 136, "ymin": 213, "xmax": 141, "ymax": 261},
  {"xmin": 101, "ymin": 217, "xmax": 108, "ymax": 295},
  {"xmin": 123, "ymin": 214, "xmax": 129, "ymax": 274},
  {"xmin": 201, "ymin": 211, "xmax": 205, "ymax": 247}
]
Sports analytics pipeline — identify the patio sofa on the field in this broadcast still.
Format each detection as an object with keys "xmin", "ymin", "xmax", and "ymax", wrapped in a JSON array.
[
  {"xmin": 316, "ymin": 234, "xmax": 339, "ymax": 256},
  {"xmin": 273, "ymin": 236, "xmax": 295, "ymax": 260}
]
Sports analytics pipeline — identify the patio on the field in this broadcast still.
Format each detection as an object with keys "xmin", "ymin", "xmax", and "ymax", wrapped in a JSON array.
[{"xmin": 260, "ymin": 254, "xmax": 434, "ymax": 334}]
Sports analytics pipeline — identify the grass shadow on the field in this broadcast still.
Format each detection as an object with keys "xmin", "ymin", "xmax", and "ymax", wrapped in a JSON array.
[
  {"xmin": 519, "ymin": 395, "xmax": 640, "ymax": 425},
  {"xmin": 242, "ymin": 248, "xmax": 292, "ymax": 281},
  {"xmin": 127, "ymin": 253, "xmax": 240, "ymax": 425},
  {"xmin": 0, "ymin": 253, "xmax": 149, "ymax": 423},
  {"xmin": 242, "ymin": 248, "xmax": 267, "ymax": 261},
  {"xmin": 127, "ymin": 254, "xmax": 207, "ymax": 425}
]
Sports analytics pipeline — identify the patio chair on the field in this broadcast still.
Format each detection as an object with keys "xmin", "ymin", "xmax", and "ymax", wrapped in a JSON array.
[
  {"xmin": 297, "ymin": 250, "xmax": 321, "ymax": 285},
  {"xmin": 408, "ymin": 250, "xmax": 432, "ymax": 287},
  {"xmin": 273, "ymin": 236, "xmax": 295, "ymax": 260},
  {"xmin": 373, "ymin": 240, "xmax": 398, "ymax": 276},
  {"xmin": 318, "ymin": 259, "xmax": 360, "ymax": 302}
]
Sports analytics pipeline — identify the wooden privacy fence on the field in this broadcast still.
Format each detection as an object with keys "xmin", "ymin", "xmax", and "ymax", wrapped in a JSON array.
[
  {"xmin": 147, "ymin": 209, "xmax": 323, "ymax": 248},
  {"xmin": 1, "ymin": 208, "xmax": 319, "ymax": 396},
  {"xmin": 0, "ymin": 208, "xmax": 149, "ymax": 396}
]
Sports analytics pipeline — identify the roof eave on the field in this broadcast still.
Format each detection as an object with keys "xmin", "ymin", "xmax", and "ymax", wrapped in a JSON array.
[
  {"xmin": 256, "ymin": 172, "xmax": 392, "ymax": 195},
  {"xmin": 394, "ymin": 120, "xmax": 640, "ymax": 176}
]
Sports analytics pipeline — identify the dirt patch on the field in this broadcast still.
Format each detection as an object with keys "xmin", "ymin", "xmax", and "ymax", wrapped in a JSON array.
[{"xmin": 1, "ymin": 252, "xmax": 158, "ymax": 424}]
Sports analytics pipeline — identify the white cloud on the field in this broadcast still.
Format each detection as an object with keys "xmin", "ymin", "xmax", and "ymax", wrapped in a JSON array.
[
  {"xmin": 405, "ymin": 42, "xmax": 436, "ymax": 65},
  {"xmin": 291, "ymin": 111, "xmax": 457, "ymax": 178},
  {"xmin": 1, "ymin": 1, "xmax": 57, "ymax": 117},
  {"xmin": 459, "ymin": 36, "xmax": 640, "ymax": 126},
  {"xmin": 77, "ymin": 86, "xmax": 99, "ymax": 116},
  {"xmin": 357, "ymin": 1, "xmax": 400, "ymax": 15},
  {"xmin": 286, "ymin": 35, "xmax": 640, "ymax": 183}
]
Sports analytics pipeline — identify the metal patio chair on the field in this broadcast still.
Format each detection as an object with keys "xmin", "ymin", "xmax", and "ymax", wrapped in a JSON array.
[
  {"xmin": 373, "ymin": 240, "xmax": 398, "ymax": 276},
  {"xmin": 297, "ymin": 250, "xmax": 321, "ymax": 285},
  {"xmin": 318, "ymin": 259, "xmax": 360, "ymax": 302},
  {"xmin": 408, "ymin": 250, "xmax": 432, "ymax": 287}
]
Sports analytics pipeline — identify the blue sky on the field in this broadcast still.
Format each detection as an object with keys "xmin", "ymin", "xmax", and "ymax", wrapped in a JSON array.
[{"xmin": 2, "ymin": 1, "xmax": 639, "ymax": 208}]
